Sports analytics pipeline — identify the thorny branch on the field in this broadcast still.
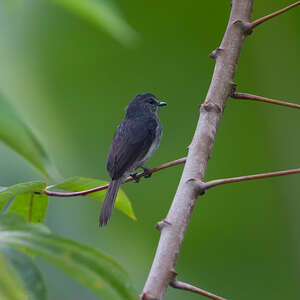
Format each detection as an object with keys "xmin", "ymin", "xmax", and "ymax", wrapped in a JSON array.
[
  {"xmin": 141, "ymin": 1, "xmax": 300, "ymax": 300},
  {"xmin": 142, "ymin": 1, "xmax": 253, "ymax": 299}
]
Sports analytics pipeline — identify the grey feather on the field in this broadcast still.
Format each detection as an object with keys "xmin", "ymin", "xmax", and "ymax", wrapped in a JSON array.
[{"xmin": 99, "ymin": 179, "xmax": 121, "ymax": 227}]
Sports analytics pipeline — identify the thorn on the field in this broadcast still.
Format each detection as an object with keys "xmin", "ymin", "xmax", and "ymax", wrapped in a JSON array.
[
  {"xmin": 156, "ymin": 219, "xmax": 172, "ymax": 231},
  {"xmin": 230, "ymin": 82, "xmax": 237, "ymax": 96},
  {"xmin": 140, "ymin": 292, "xmax": 157, "ymax": 300},
  {"xmin": 200, "ymin": 102, "xmax": 222, "ymax": 113},
  {"xmin": 209, "ymin": 47, "xmax": 223, "ymax": 59},
  {"xmin": 140, "ymin": 292, "xmax": 147, "ymax": 300}
]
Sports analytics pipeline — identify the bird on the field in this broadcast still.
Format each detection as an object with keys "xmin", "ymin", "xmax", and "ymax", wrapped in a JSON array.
[{"xmin": 99, "ymin": 93, "xmax": 167, "ymax": 227}]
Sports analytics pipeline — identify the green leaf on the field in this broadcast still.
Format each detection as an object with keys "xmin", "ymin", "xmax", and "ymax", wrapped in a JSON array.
[
  {"xmin": 0, "ymin": 245, "xmax": 47, "ymax": 300},
  {"xmin": 0, "ymin": 181, "xmax": 48, "ymax": 223},
  {"xmin": 48, "ymin": 0, "xmax": 137, "ymax": 46},
  {"xmin": 0, "ymin": 181, "xmax": 45, "ymax": 209},
  {"xmin": 0, "ymin": 250, "xmax": 28, "ymax": 300},
  {"xmin": 54, "ymin": 177, "xmax": 136, "ymax": 220},
  {"xmin": 7, "ymin": 193, "xmax": 48, "ymax": 224},
  {"xmin": 0, "ymin": 214, "xmax": 138, "ymax": 300},
  {"xmin": 0, "ymin": 93, "xmax": 59, "ymax": 179}
]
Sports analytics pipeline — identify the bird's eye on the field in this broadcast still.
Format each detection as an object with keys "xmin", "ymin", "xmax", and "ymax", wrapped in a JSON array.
[{"xmin": 149, "ymin": 99, "xmax": 155, "ymax": 105}]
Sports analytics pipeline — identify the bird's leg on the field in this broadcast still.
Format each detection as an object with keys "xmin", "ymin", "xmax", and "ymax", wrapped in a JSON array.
[
  {"xmin": 130, "ymin": 173, "xmax": 140, "ymax": 183},
  {"xmin": 142, "ymin": 166, "xmax": 152, "ymax": 178}
]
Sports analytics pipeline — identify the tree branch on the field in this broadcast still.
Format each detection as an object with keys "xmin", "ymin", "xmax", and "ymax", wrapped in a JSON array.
[
  {"xmin": 141, "ymin": 1, "xmax": 253, "ymax": 299},
  {"xmin": 190, "ymin": 168, "xmax": 300, "ymax": 196},
  {"xmin": 231, "ymin": 91, "xmax": 300, "ymax": 109},
  {"xmin": 247, "ymin": 1, "xmax": 300, "ymax": 32},
  {"xmin": 43, "ymin": 157, "xmax": 186, "ymax": 197},
  {"xmin": 170, "ymin": 280, "xmax": 227, "ymax": 300}
]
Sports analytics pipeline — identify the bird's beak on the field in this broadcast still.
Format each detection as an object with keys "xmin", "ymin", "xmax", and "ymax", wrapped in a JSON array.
[{"xmin": 158, "ymin": 101, "xmax": 167, "ymax": 107}]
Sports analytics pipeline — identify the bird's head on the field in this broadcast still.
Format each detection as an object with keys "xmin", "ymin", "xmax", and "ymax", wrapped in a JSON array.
[{"xmin": 126, "ymin": 93, "xmax": 167, "ymax": 117}]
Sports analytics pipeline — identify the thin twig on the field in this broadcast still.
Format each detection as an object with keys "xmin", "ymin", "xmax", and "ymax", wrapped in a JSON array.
[
  {"xmin": 205, "ymin": 168, "xmax": 300, "ymax": 189},
  {"xmin": 170, "ymin": 281, "xmax": 227, "ymax": 300},
  {"xmin": 44, "ymin": 183, "xmax": 109, "ymax": 197},
  {"xmin": 232, "ymin": 92, "xmax": 300, "ymax": 109},
  {"xmin": 249, "ymin": 1, "xmax": 300, "ymax": 31},
  {"xmin": 43, "ymin": 157, "xmax": 186, "ymax": 197},
  {"xmin": 191, "ymin": 168, "xmax": 300, "ymax": 195}
]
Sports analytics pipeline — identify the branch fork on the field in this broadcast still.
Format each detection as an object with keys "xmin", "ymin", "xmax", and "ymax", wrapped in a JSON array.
[
  {"xmin": 233, "ymin": 20, "xmax": 253, "ymax": 35},
  {"xmin": 187, "ymin": 178, "xmax": 206, "ymax": 195}
]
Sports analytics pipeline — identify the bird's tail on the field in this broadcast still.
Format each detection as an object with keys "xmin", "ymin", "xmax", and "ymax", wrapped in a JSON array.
[{"xmin": 99, "ymin": 179, "xmax": 121, "ymax": 227}]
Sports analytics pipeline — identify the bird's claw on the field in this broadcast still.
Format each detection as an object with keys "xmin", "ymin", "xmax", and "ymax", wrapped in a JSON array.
[
  {"xmin": 130, "ymin": 173, "xmax": 140, "ymax": 183},
  {"xmin": 142, "ymin": 167, "xmax": 152, "ymax": 178}
]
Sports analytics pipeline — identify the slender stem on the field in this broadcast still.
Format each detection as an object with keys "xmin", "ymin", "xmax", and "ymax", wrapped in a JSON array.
[
  {"xmin": 232, "ymin": 92, "xmax": 300, "ymax": 109},
  {"xmin": 43, "ymin": 157, "xmax": 186, "ymax": 197},
  {"xmin": 249, "ymin": 1, "xmax": 300, "ymax": 30},
  {"xmin": 44, "ymin": 183, "xmax": 110, "ymax": 197},
  {"xmin": 170, "ymin": 281, "xmax": 227, "ymax": 300},
  {"xmin": 202, "ymin": 168, "xmax": 300, "ymax": 191}
]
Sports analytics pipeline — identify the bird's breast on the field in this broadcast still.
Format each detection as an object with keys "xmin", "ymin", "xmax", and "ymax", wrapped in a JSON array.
[{"xmin": 139, "ymin": 122, "xmax": 162, "ymax": 166}]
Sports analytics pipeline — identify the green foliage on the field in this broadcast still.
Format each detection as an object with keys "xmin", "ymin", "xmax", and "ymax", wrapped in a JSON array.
[
  {"xmin": 0, "ymin": 250, "xmax": 28, "ymax": 300},
  {"xmin": 0, "ymin": 181, "xmax": 48, "ymax": 223},
  {"xmin": 0, "ymin": 214, "xmax": 138, "ymax": 300},
  {"xmin": 0, "ymin": 94, "xmax": 58, "ymax": 179},
  {"xmin": 48, "ymin": 0, "xmax": 137, "ymax": 45},
  {"xmin": 54, "ymin": 177, "xmax": 136, "ymax": 220},
  {"xmin": 0, "ymin": 245, "xmax": 47, "ymax": 300}
]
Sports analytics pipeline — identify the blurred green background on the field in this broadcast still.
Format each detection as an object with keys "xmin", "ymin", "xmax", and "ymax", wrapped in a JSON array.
[{"xmin": 0, "ymin": 0, "xmax": 300, "ymax": 299}]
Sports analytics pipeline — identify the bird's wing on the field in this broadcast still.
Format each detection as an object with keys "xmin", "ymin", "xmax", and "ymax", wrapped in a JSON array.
[{"xmin": 107, "ymin": 117, "xmax": 158, "ymax": 179}]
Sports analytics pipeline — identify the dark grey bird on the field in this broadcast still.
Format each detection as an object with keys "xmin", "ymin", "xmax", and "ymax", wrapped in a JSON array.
[{"xmin": 99, "ymin": 93, "xmax": 167, "ymax": 227}]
